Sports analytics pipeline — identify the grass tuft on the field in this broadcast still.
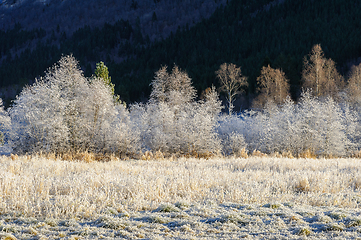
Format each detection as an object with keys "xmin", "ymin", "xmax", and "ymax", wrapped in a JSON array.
[
  {"xmin": 297, "ymin": 227, "xmax": 312, "ymax": 236},
  {"xmin": 353, "ymin": 178, "xmax": 361, "ymax": 190},
  {"xmin": 239, "ymin": 148, "xmax": 248, "ymax": 158},
  {"xmin": 1, "ymin": 235, "xmax": 18, "ymax": 240},
  {"xmin": 174, "ymin": 202, "xmax": 190, "ymax": 210},
  {"xmin": 295, "ymin": 178, "xmax": 310, "ymax": 193},
  {"xmin": 297, "ymin": 149, "xmax": 317, "ymax": 159},
  {"xmin": 345, "ymin": 217, "xmax": 361, "ymax": 227},
  {"xmin": 157, "ymin": 204, "xmax": 180, "ymax": 213},
  {"xmin": 141, "ymin": 151, "xmax": 153, "ymax": 160},
  {"xmin": 263, "ymin": 203, "xmax": 282, "ymax": 209},
  {"xmin": 323, "ymin": 223, "xmax": 345, "ymax": 231},
  {"xmin": 251, "ymin": 150, "xmax": 267, "ymax": 157}
]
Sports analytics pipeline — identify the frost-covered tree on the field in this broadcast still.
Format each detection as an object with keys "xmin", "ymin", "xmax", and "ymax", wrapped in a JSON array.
[
  {"xmin": 340, "ymin": 102, "xmax": 361, "ymax": 152},
  {"xmin": 83, "ymin": 78, "xmax": 124, "ymax": 152},
  {"xmin": 42, "ymin": 55, "xmax": 94, "ymax": 151},
  {"xmin": 282, "ymin": 91, "xmax": 349, "ymax": 156},
  {"xmin": 275, "ymin": 97, "xmax": 302, "ymax": 154},
  {"xmin": 178, "ymin": 87, "xmax": 222, "ymax": 154},
  {"xmin": 149, "ymin": 66, "xmax": 168, "ymax": 103},
  {"xmin": 226, "ymin": 90, "xmax": 355, "ymax": 157},
  {"xmin": 216, "ymin": 114, "xmax": 247, "ymax": 156},
  {"xmin": 0, "ymin": 99, "xmax": 12, "ymax": 154},
  {"xmin": 150, "ymin": 65, "xmax": 197, "ymax": 107},
  {"xmin": 102, "ymin": 103, "xmax": 140, "ymax": 156},
  {"xmin": 167, "ymin": 65, "xmax": 197, "ymax": 107},
  {"xmin": 318, "ymin": 97, "xmax": 347, "ymax": 156},
  {"xmin": 201, "ymin": 86, "xmax": 223, "ymax": 120},
  {"xmin": 294, "ymin": 91, "xmax": 324, "ymax": 154},
  {"xmin": 9, "ymin": 79, "xmax": 69, "ymax": 154},
  {"xmin": 135, "ymin": 65, "xmax": 221, "ymax": 155},
  {"xmin": 134, "ymin": 102, "xmax": 176, "ymax": 153},
  {"xmin": 9, "ymin": 55, "xmax": 138, "ymax": 155}
]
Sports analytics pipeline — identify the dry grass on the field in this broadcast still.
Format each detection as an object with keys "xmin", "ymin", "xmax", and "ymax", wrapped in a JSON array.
[
  {"xmin": 0, "ymin": 155, "xmax": 361, "ymax": 220},
  {"xmin": 294, "ymin": 178, "xmax": 311, "ymax": 193},
  {"xmin": 351, "ymin": 150, "xmax": 361, "ymax": 158},
  {"xmin": 141, "ymin": 150, "xmax": 219, "ymax": 161},
  {"xmin": 1, "ymin": 155, "xmax": 361, "ymax": 239},
  {"xmin": 28, "ymin": 151, "xmax": 120, "ymax": 163}
]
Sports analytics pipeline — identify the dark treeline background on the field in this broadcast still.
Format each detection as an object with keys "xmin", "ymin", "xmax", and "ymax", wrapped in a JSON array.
[{"xmin": 1, "ymin": 0, "xmax": 361, "ymax": 106}]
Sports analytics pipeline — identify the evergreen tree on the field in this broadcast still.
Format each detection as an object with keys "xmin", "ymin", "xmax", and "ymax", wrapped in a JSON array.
[
  {"xmin": 95, "ymin": 61, "xmax": 114, "ymax": 94},
  {"xmin": 94, "ymin": 61, "xmax": 121, "ymax": 104}
]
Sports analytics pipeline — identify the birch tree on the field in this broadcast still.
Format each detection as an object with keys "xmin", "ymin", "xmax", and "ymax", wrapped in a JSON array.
[
  {"xmin": 347, "ymin": 62, "xmax": 361, "ymax": 106},
  {"xmin": 302, "ymin": 44, "xmax": 343, "ymax": 98},
  {"xmin": 150, "ymin": 65, "xmax": 197, "ymax": 107},
  {"xmin": 216, "ymin": 63, "xmax": 248, "ymax": 114},
  {"xmin": 138, "ymin": 65, "xmax": 222, "ymax": 155},
  {"xmin": 254, "ymin": 65, "xmax": 290, "ymax": 107},
  {"xmin": 302, "ymin": 44, "xmax": 325, "ymax": 97}
]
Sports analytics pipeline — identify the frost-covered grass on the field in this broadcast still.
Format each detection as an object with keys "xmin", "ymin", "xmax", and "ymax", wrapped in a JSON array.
[{"xmin": 1, "ymin": 155, "xmax": 361, "ymax": 239}]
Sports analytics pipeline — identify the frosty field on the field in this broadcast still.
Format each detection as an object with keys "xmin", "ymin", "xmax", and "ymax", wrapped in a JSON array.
[{"xmin": 1, "ymin": 155, "xmax": 361, "ymax": 239}]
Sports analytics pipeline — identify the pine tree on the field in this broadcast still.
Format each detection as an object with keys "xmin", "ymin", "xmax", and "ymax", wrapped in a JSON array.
[
  {"xmin": 95, "ymin": 61, "xmax": 114, "ymax": 93},
  {"xmin": 94, "ymin": 61, "xmax": 121, "ymax": 104}
]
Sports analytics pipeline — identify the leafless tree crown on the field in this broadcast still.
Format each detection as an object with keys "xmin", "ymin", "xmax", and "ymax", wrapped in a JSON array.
[{"xmin": 216, "ymin": 63, "xmax": 248, "ymax": 114}]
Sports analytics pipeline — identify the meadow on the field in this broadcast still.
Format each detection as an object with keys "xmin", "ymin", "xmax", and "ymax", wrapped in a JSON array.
[{"xmin": 1, "ymin": 155, "xmax": 361, "ymax": 239}]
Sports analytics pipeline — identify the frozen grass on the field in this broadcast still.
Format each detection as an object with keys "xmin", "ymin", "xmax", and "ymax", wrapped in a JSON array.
[{"xmin": 1, "ymin": 155, "xmax": 361, "ymax": 239}]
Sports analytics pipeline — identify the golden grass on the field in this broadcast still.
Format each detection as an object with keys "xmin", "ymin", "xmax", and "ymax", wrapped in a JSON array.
[
  {"xmin": 141, "ymin": 150, "xmax": 219, "ymax": 161},
  {"xmin": 28, "ymin": 150, "xmax": 121, "ymax": 163},
  {"xmin": 294, "ymin": 178, "xmax": 311, "ymax": 193}
]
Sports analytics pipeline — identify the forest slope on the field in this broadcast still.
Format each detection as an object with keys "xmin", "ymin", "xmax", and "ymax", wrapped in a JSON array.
[{"xmin": 1, "ymin": 0, "xmax": 361, "ymax": 104}]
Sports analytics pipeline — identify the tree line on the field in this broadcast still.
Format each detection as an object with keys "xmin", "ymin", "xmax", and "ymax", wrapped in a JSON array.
[{"xmin": 1, "ymin": 43, "xmax": 361, "ymax": 158}]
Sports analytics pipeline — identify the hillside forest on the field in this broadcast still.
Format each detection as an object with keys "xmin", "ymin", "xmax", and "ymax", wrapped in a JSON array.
[{"xmin": 1, "ymin": 0, "xmax": 361, "ymax": 106}]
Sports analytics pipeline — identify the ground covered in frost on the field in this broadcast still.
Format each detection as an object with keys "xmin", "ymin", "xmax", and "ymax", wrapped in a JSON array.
[
  {"xmin": 1, "ymin": 202, "xmax": 361, "ymax": 239},
  {"xmin": 1, "ymin": 155, "xmax": 361, "ymax": 239}
]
